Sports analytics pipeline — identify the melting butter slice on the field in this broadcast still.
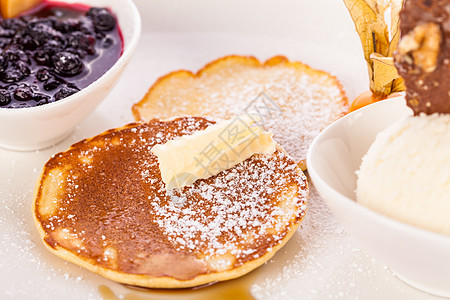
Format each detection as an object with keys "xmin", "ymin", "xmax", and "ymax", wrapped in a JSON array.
[{"xmin": 151, "ymin": 114, "xmax": 276, "ymax": 190}]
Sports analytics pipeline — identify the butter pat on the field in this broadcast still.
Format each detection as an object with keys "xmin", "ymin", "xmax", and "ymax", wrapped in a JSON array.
[{"xmin": 151, "ymin": 114, "xmax": 276, "ymax": 190}]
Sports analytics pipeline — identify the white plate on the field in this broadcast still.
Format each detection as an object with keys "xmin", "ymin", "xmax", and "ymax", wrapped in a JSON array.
[{"xmin": 0, "ymin": 1, "xmax": 441, "ymax": 299}]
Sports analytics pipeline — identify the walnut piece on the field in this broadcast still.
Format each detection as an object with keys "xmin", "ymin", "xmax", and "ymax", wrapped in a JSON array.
[{"xmin": 398, "ymin": 22, "xmax": 442, "ymax": 73}]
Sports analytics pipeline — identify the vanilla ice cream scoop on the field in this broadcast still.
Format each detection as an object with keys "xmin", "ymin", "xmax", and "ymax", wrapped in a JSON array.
[{"xmin": 356, "ymin": 113, "xmax": 450, "ymax": 235}]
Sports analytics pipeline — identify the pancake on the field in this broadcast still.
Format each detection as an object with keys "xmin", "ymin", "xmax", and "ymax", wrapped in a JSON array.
[
  {"xmin": 132, "ymin": 55, "xmax": 349, "ymax": 170},
  {"xmin": 33, "ymin": 116, "xmax": 308, "ymax": 288}
]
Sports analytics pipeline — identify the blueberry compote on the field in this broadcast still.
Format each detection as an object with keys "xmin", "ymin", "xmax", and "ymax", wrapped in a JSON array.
[{"xmin": 0, "ymin": 2, "xmax": 123, "ymax": 109}]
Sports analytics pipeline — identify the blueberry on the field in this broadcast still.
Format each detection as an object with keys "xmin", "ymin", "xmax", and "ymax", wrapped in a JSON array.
[
  {"xmin": 43, "ymin": 77, "xmax": 62, "ymax": 91},
  {"xmin": 1, "ymin": 62, "xmax": 30, "ymax": 83},
  {"xmin": 67, "ymin": 32, "xmax": 95, "ymax": 54},
  {"xmin": 0, "ymin": 27, "xmax": 15, "ymax": 38},
  {"xmin": 36, "ymin": 68, "xmax": 52, "ymax": 81},
  {"xmin": 1, "ymin": 69, "xmax": 24, "ymax": 82},
  {"xmin": 0, "ymin": 38, "xmax": 10, "ymax": 48},
  {"xmin": 0, "ymin": 56, "xmax": 8, "ymax": 73},
  {"xmin": 64, "ymin": 47, "xmax": 78, "ymax": 55},
  {"xmin": 55, "ymin": 19, "xmax": 81, "ymax": 33},
  {"xmin": 43, "ymin": 40, "xmax": 65, "ymax": 57},
  {"xmin": 54, "ymin": 85, "xmax": 79, "ymax": 100},
  {"xmin": 27, "ymin": 17, "xmax": 55, "ymax": 29},
  {"xmin": 28, "ymin": 22, "xmax": 62, "ymax": 45},
  {"xmin": 19, "ymin": 50, "xmax": 31, "ymax": 63},
  {"xmin": 27, "ymin": 23, "xmax": 51, "ymax": 42},
  {"xmin": 14, "ymin": 85, "xmax": 34, "ymax": 101},
  {"xmin": 79, "ymin": 23, "xmax": 94, "ymax": 35},
  {"xmin": 76, "ymin": 49, "xmax": 88, "ymax": 59},
  {"xmin": 101, "ymin": 37, "xmax": 113, "ymax": 48},
  {"xmin": 19, "ymin": 16, "xmax": 33, "ymax": 23},
  {"xmin": 34, "ymin": 49, "xmax": 50, "ymax": 65},
  {"xmin": 34, "ymin": 93, "xmax": 50, "ymax": 106},
  {"xmin": 95, "ymin": 32, "xmax": 105, "ymax": 40},
  {"xmin": 86, "ymin": 8, "xmax": 104, "ymax": 18},
  {"xmin": 87, "ymin": 8, "xmax": 115, "ymax": 32},
  {"xmin": 45, "ymin": 39, "xmax": 64, "ymax": 49},
  {"xmin": 51, "ymin": 51, "xmax": 84, "ymax": 76},
  {"xmin": 3, "ymin": 49, "xmax": 30, "ymax": 63},
  {"xmin": 36, "ymin": 98, "xmax": 49, "ymax": 106},
  {"xmin": 0, "ymin": 90, "xmax": 11, "ymax": 106},
  {"xmin": 1, "ymin": 18, "xmax": 25, "ymax": 31},
  {"xmin": 14, "ymin": 34, "xmax": 39, "ymax": 50},
  {"xmin": 3, "ymin": 50, "xmax": 18, "ymax": 62},
  {"xmin": 17, "ymin": 61, "xmax": 31, "ymax": 77}
]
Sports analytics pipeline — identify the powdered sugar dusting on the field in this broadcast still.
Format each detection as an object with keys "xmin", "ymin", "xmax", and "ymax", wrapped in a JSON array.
[
  {"xmin": 131, "ymin": 118, "xmax": 308, "ymax": 265},
  {"xmin": 150, "ymin": 150, "xmax": 308, "ymax": 263},
  {"xmin": 37, "ymin": 117, "xmax": 308, "ymax": 274},
  {"xmin": 250, "ymin": 185, "xmax": 402, "ymax": 299},
  {"xmin": 137, "ymin": 61, "xmax": 348, "ymax": 164}
]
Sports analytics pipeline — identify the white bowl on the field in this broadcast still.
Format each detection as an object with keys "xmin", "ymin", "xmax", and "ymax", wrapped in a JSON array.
[
  {"xmin": 0, "ymin": 0, "xmax": 141, "ymax": 151},
  {"xmin": 307, "ymin": 96, "xmax": 450, "ymax": 298}
]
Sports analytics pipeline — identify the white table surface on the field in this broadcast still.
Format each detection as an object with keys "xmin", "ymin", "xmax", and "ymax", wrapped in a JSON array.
[{"xmin": 0, "ymin": 1, "xmax": 444, "ymax": 299}]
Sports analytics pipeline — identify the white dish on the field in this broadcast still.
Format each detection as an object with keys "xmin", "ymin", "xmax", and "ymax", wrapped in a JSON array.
[
  {"xmin": 0, "ymin": 0, "xmax": 141, "ymax": 151},
  {"xmin": 307, "ymin": 96, "xmax": 450, "ymax": 298}
]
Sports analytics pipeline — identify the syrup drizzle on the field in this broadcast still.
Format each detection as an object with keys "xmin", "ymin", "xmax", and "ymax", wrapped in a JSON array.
[{"xmin": 98, "ymin": 271, "xmax": 256, "ymax": 300}]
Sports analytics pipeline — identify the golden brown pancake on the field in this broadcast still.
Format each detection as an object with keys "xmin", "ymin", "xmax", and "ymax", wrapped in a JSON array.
[
  {"xmin": 33, "ymin": 117, "xmax": 308, "ymax": 288},
  {"xmin": 132, "ymin": 55, "xmax": 348, "ymax": 170}
]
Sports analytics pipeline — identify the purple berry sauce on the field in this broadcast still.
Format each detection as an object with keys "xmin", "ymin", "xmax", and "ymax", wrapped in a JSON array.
[{"xmin": 0, "ymin": 1, "xmax": 123, "ymax": 109}]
